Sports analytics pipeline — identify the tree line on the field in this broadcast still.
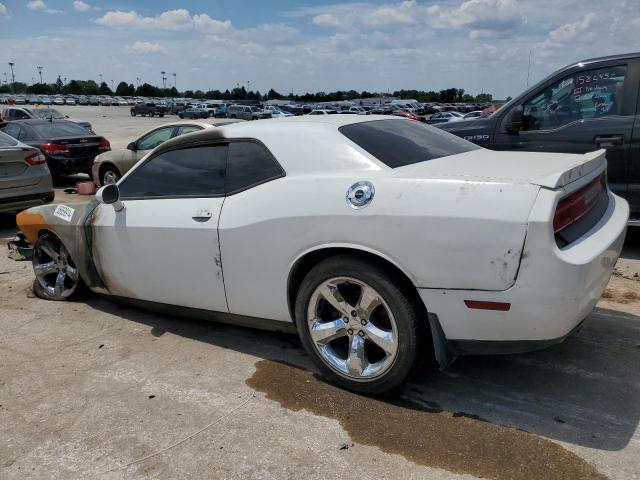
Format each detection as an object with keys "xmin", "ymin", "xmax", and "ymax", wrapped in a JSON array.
[{"xmin": 0, "ymin": 77, "xmax": 493, "ymax": 103}]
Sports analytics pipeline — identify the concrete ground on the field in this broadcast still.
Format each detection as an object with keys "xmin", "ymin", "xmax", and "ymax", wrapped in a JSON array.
[{"xmin": 1, "ymin": 106, "xmax": 639, "ymax": 479}]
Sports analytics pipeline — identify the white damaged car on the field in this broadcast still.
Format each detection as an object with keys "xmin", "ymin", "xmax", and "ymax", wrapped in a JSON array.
[{"xmin": 16, "ymin": 116, "xmax": 629, "ymax": 393}]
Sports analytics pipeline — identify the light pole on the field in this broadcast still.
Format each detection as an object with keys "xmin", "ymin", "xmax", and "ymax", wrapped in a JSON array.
[
  {"xmin": 161, "ymin": 71, "xmax": 166, "ymax": 89},
  {"xmin": 110, "ymin": 79, "xmax": 114, "ymax": 92},
  {"xmin": 99, "ymin": 73, "xmax": 103, "ymax": 85},
  {"xmin": 8, "ymin": 62, "xmax": 15, "ymax": 93},
  {"xmin": 172, "ymin": 72, "xmax": 176, "ymax": 90},
  {"xmin": 136, "ymin": 77, "xmax": 141, "ymax": 87},
  {"xmin": 37, "ymin": 66, "xmax": 43, "ymax": 84}
]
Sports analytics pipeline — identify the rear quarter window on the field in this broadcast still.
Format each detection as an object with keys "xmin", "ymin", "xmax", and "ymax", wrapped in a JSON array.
[{"xmin": 339, "ymin": 119, "xmax": 479, "ymax": 168}]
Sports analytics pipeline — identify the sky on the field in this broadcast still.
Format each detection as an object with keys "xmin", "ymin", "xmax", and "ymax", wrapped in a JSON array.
[{"xmin": 0, "ymin": 0, "xmax": 638, "ymax": 99}]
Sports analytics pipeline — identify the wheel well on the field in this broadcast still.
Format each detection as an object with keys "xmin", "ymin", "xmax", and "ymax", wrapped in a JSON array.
[{"xmin": 287, "ymin": 247, "xmax": 430, "ymax": 337}]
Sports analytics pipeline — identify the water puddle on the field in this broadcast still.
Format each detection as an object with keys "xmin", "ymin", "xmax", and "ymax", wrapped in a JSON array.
[{"xmin": 247, "ymin": 360, "xmax": 606, "ymax": 480}]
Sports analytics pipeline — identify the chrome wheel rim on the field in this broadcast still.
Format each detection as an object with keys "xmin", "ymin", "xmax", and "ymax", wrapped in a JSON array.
[
  {"xmin": 33, "ymin": 236, "xmax": 79, "ymax": 299},
  {"xmin": 307, "ymin": 277, "xmax": 398, "ymax": 380},
  {"xmin": 102, "ymin": 170, "xmax": 119, "ymax": 185}
]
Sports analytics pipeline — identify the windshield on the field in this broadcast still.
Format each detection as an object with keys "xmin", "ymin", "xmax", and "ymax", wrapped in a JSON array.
[
  {"xmin": 31, "ymin": 109, "xmax": 64, "ymax": 119},
  {"xmin": 32, "ymin": 121, "xmax": 89, "ymax": 138}
]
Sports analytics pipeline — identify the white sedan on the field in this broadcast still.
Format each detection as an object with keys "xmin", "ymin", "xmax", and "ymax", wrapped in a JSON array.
[{"xmin": 16, "ymin": 116, "xmax": 628, "ymax": 393}]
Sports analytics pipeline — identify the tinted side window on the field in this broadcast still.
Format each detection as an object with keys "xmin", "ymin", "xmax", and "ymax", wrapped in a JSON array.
[
  {"xmin": 522, "ymin": 65, "xmax": 627, "ymax": 131},
  {"xmin": 137, "ymin": 127, "xmax": 173, "ymax": 151},
  {"xmin": 339, "ymin": 119, "xmax": 479, "ymax": 168},
  {"xmin": 225, "ymin": 141, "xmax": 284, "ymax": 194},
  {"xmin": 119, "ymin": 145, "xmax": 228, "ymax": 199}
]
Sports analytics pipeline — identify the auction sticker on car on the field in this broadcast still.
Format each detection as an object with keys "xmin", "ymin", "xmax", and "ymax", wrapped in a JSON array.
[{"xmin": 53, "ymin": 205, "xmax": 75, "ymax": 222}]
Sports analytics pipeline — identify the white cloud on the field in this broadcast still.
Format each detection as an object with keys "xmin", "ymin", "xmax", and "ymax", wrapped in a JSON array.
[
  {"xmin": 73, "ymin": 0, "xmax": 90, "ymax": 13},
  {"xmin": 96, "ymin": 9, "xmax": 203, "ymax": 30},
  {"xmin": 27, "ymin": 0, "xmax": 46, "ymax": 11},
  {"xmin": 126, "ymin": 41, "xmax": 163, "ymax": 53},
  {"xmin": 0, "ymin": 2, "xmax": 7, "ymax": 17},
  {"xmin": 26, "ymin": 0, "xmax": 62, "ymax": 14},
  {"xmin": 312, "ymin": 13, "xmax": 342, "ymax": 28},
  {"xmin": 427, "ymin": 0, "xmax": 523, "ymax": 32},
  {"xmin": 548, "ymin": 13, "xmax": 595, "ymax": 43},
  {"xmin": 192, "ymin": 14, "xmax": 232, "ymax": 33}
]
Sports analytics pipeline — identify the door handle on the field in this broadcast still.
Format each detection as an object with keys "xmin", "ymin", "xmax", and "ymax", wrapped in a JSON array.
[
  {"xmin": 192, "ymin": 207, "xmax": 213, "ymax": 222},
  {"xmin": 594, "ymin": 135, "xmax": 623, "ymax": 147}
]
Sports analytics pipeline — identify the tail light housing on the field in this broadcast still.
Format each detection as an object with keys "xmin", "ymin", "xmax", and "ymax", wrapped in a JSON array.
[
  {"xmin": 99, "ymin": 139, "xmax": 111, "ymax": 150},
  {"xmin": 40, "ymin": 143, "xmax": 69, "ymax": 154},
  {"xmin": 24, "ymin": 151, "xmax": 46, "ymax": 166},
  {"xmin": 553, "ymin": 174, "xmax": 606, "ymax": 235}
]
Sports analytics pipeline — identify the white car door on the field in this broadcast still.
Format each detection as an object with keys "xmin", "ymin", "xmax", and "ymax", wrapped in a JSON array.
[{"xmin": 91, "ymin": 143, "xmax": 229, "ymax": 312}]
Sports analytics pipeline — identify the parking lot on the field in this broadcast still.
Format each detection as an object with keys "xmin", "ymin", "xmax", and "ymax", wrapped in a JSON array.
[{"xmin": 1, "ymin": 105, "xmax": 640, "ymax": 480}]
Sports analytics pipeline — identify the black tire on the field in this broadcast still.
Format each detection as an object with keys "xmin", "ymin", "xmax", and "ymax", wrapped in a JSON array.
[
  {"xmin": 32, "ymin": 233, "xmax": 87, "ymax": 301},
  {"xmin": 130, "ymin": 110, "xmax": 136, "ymax": 116},
  {"xmin": 295, "ymin": 255, "xmax": 420, "ymax": 394},
  {"xmin": 178, "ymin": 114, "xmax": 184, "ymax": 119},
  {"xmin": 149, "ymin": 112, "xmax": 155, "ymax": 117},
  {"xmin": 159, "ymin": 114, "xmax": 164, "ymax": 118},
  {"xmin": 100, "ymin": 165, "xmax": 121, "ymax": 186}
]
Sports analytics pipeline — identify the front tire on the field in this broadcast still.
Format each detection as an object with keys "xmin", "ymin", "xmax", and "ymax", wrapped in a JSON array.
[
  {"xmin": 32, "ymin": 233, "xmax": 86, "ymax": 301},
  {"xmin": 130, "ymin": 110, "xmax": 136, "ymax": 116},
  {"xmin": 295, "ymin": 256, "xmax": 419, "ymax": 394},
  {"xmin": 100, "ymin": 166, "xmax": 120, "ymax": 186}
]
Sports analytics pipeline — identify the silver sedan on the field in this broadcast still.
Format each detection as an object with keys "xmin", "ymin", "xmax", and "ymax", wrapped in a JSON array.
[{"xmin": 0, "ymin": 131, "xmax": 54, "ymax": 213}]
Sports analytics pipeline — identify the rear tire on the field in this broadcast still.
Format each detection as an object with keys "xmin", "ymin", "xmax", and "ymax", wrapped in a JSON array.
[
  {"xmin": 130, "ymin": 110, "xmax": 136, "ymax": 116},
  {"xmin": 295, "ymin": 255, "xmax": 420, "ymax": 394}
]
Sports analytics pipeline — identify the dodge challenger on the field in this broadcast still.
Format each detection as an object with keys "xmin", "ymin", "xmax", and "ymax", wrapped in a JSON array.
[{"xmin": 16, "ymin": 116, "xmax": 629, "ymax": 393}]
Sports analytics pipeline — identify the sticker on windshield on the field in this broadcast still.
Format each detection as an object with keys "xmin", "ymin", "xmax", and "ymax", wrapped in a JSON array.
[{"xmin": 53, "ymin": 205, "xmax": 75, "ymax": 222}]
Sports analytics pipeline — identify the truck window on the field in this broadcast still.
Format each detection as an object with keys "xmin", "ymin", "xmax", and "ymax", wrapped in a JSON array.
[{"xmin": 522, "ymin": 65, "xmax": 626, "ymax": 131}]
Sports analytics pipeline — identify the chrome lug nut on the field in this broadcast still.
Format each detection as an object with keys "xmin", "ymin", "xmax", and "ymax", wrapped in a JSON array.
[
  {"xmin": 360, "ymin": 319, "xmax": 367, "ymax": 325},
  {"xmin": 350, "ymin": 310, "xmax": 357, "ymax": 317},
  {"xmin": 347, "ymin": 329, "xmax": 354, "ymax": 335},
  {"xmin": 357, "ymin": 331, "xmax": 365, "ymax": 337}
]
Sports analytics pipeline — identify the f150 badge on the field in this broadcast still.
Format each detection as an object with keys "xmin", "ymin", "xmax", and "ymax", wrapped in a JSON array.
[{"xmin": 464, "ymin": 134, "xmax": 491, "ymax": 142}]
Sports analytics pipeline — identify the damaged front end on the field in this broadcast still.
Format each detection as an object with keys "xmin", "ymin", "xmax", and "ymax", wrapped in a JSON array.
[
  {"xmin": 7, "ymin": 232, "xmax": 33, "ymax": 261},
  {"xmin": 12, "ymin": 200, "xmax": 106, "ymax": 291}
]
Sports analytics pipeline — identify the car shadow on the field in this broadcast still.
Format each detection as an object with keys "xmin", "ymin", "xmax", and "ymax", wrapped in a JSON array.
[{"xmin": 85, "ymin": 293, "xmax": 640, "ymax": 452}]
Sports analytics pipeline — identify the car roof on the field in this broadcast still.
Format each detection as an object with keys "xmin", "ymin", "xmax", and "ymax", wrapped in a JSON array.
[{"xmin": 156, "ymin": 114, "xmax": 409, "ymax": 174}]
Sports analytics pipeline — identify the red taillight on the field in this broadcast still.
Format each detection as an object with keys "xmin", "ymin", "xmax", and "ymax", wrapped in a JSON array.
[
  {"xmin": 40, "ymin": 143, "xmax": 69, "ymax": 154},
  {"xmin": 24, "ymin": 152, "xmax": 46, "ymax": 166},
  {"xmin": 99, "ymin": 139, "xmax": 111, "ymax": 150},
  {"xmin": 553, "ymin": 175, "xmax": 605, "ymax": 234},
  {"xmin": 464, "ymin": 300, "xmax": 511, "ymax": 311}
]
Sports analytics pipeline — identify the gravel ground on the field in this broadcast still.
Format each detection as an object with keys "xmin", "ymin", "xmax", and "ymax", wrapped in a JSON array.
[{"xmin": 1, "ymin": 106, "xmax": 639, "ymax": 479}]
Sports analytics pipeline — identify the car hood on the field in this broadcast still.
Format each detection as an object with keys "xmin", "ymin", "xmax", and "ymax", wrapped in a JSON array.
[{"xmin": 395, "ymin": 148, "xmax": 606, "ymax": 189}]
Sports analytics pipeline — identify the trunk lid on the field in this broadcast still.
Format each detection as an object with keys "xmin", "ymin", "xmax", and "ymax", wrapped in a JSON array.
[
  {"xmin": 0, "ymin": 147, "xmax": 41, "ymax": 189},
  {"xmin": 397, "ymin": 148, "xmax": 606, "ymax": 189},
  {"xmin": 45, "ymin": 135, "xmax": 105, "ymax": 158}
]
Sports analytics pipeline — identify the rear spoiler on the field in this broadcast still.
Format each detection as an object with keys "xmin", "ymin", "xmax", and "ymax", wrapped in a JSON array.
[{"xmin": 531, "ymin": 149, "xmax": 606, "ymax": 189}]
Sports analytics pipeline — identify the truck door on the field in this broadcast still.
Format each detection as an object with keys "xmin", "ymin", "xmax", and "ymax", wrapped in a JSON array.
[
  {"xmin": 494, "ymin": 62, "xmax": 638, "ymax": 205},
  {"xmin": 628, "ymin": 65, "xmax": 640, "ymax": 219}
]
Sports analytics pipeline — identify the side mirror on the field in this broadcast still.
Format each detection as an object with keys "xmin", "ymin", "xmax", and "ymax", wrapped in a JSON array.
[
  {"xmin": 96, "ymin": 184, "xmax": 124, "ymax": 212},
  {"xmin": 127, "ymin": 142, "xmax": 137, "ymax": 151},
  {"xmin": 504, "ymin": 107, "xmax": 523, "ymax": 133}
]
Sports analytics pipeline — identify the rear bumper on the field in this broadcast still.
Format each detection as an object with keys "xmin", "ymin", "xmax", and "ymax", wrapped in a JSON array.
[
  {"xmin": 419, "ymin": 191, "xmax": 629, "ymax": 352},
  {"xmin": 0, "ymin": 191, "xmax": 55, "ymax": 213}
]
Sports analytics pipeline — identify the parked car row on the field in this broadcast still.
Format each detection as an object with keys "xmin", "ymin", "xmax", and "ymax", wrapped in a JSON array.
[{"xmin": 1, "ymin": 106, "xmax": 93, "ymax": 131}]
